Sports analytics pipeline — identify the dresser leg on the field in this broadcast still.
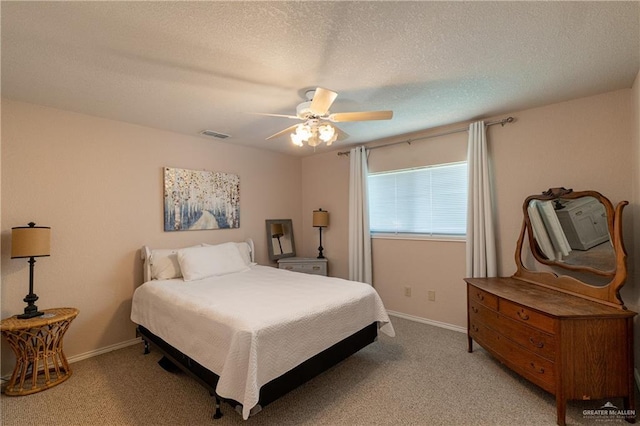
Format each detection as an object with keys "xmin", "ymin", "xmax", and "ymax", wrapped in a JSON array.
[
  {"xmin": 555, "ymin": 395, "xmax": 566, "ymax": 426},
  {"xmin": 623, "ymin": 396, "xmax": 636, "ymax": 423},
  {"xmin": 467, "ymin": 335, "xmax": 473, "ymax": 353}
]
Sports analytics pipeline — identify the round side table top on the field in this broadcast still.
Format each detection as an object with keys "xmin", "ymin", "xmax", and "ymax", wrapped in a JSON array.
[{"xmin": 1, "ymin": 307, "xmax": 79, "ymax": 331}]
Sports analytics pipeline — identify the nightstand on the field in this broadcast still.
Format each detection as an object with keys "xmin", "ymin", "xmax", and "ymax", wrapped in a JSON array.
[
  {"xmin": 278, "ymin": 257, "xmax": 328, "ymax": 276},
  {"xmin": 1, "ymin": 307, "xmax": 79, "ymax": 395}
]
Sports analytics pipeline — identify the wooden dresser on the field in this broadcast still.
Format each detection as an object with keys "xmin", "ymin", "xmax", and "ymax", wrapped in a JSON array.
[
  {"xmin": 466, "ymin": 188, "xmax": 636, "ymax": 426},
  {"xmin": 466, "ymin": 277, "xmax": 635, "ymax": 425}
]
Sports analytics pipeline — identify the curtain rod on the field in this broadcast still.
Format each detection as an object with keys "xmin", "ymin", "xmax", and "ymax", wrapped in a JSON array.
[{"xmin": 336, "ymin": 116, "xmax": 515, "ymax": 156}]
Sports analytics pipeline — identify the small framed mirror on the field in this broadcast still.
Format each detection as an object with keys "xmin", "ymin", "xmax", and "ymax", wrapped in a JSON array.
[{"xmin": 266, "ymin": 219, "xmax": 296, "ymax": 261}]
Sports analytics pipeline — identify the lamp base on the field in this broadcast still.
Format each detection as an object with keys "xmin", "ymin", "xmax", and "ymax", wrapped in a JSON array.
[
  {"xmin": 18, "ymin": 292, "xmax": 44, "ymax": 319},
  {"xmin": 17, "ymin": 309, "xmax": 44, "ymax": 319}
]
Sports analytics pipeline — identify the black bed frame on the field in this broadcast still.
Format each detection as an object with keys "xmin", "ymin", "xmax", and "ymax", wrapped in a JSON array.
[{"xmin": 137, "ymin": 322, "xmax": 378, "ymax": 419}]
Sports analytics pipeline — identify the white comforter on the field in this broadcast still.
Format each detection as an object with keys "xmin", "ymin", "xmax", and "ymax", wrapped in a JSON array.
[{"xmin": 130, "ymin": 265, "xmax": 394, "ymax": 419}]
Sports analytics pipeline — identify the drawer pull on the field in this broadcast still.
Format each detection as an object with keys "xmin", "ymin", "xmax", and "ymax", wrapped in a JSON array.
[
  {"xmin": 312, "ymin": 266, "xmax": 320, "ymax": 270},
  {"xmin": 529, "ymin": 362, "xmax": 545, "ymax": 374},
  {"xmin": 285, "ymin": 266, "xmax": 293, "ymax": 270},
  {"xmin": 476, "ymin": 293, "xmax": 484, "ymax": 301},
  {"xmin": 517, "ymin": 310, "xmax": 530, "ymax": 321},
  {"xmin": 470, "ymin": 324, "xmax": 479, "ymax": 332},
  {"xmin": 471, "ymin": 306, "xmax": 479, "ymax": 314},
  {"xmin": 529, "ymin": 337, "xmax": 544, "ymax": 349}
]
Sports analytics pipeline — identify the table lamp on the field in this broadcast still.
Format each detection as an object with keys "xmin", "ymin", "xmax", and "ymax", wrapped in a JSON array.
[
  {"xmin": 312, "ymin": 208, "xmax": 329, "ymax": 259},
  {"xmin": 11, "ymin": 222, "xmax": 51, "ymax": 319}
]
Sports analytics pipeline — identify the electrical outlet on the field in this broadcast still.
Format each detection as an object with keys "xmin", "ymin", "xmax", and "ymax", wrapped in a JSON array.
[
  {"xmin": 404, "ymin": 286, "xmax": 412, "ymax": 297},
  {"xmin": 428, "ymin": 290, "xmax": 436, "ymax": 302}
]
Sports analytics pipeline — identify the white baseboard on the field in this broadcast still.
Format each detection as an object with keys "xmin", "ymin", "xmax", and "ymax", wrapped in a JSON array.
[
  {"xmin": 387, "ymin": 310, "xmax": 467, "ymax": 333},
  {"xmin": 1, "ymin": 338, "xmax": 142, "ymax": 385},
  {"xmin": 67, "ymin": 337, "xmax": 142, "ymax": 364}
]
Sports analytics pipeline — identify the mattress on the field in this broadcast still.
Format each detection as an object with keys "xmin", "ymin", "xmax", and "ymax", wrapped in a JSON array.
[{"xmin": 130, "ymin": 265, "xmax": 394, "ymax": 419}]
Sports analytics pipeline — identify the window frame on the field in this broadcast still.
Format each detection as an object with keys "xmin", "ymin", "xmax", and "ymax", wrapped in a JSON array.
[{"xmin": 367, "ymin": 161, "xmax": 468, "ymax": 241}]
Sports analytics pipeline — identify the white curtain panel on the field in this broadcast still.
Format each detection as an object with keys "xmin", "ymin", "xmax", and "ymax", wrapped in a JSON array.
[
  {"xmin": 466, "ymin": 121, "xmax": 498, "ymax": 278},
  {"xmin": 348, "ymin": 146, "xmax": 373, "ymax": 284}
]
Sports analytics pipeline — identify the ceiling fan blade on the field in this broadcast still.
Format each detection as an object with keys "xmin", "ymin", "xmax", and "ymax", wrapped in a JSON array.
[
  {"xmin": 266, "ymin": 124, "xmax": 299, "ymax": 140},
  {"xmin": 328, "ymin": 110, "xmax": 393, "ymax": 122},
  {"xmin": 249, "ymin": 112, "xmax": 300, "ymax": 119},
  {"xmin": 309, "ymin": 87, "xmax": 338, "ymax": 116}
]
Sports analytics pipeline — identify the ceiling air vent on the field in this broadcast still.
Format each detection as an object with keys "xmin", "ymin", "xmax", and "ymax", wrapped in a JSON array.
[{"xmin": 200, "ymin": 130, "xmax": 230, "ymax": 139}]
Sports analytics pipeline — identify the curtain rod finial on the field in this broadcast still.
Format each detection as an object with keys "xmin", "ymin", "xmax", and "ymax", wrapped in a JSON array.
[{"xmin": 502, "ymin": 117, "xmax": 515, "ymax": 126}]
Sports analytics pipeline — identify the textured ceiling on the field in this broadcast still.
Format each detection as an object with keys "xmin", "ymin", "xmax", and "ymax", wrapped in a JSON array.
[{"xmin": 2, "ymin": 2, "xmax": 639, "ymax": 156}]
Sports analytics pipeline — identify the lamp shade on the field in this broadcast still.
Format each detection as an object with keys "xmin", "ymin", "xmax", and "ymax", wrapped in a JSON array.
[
  {"xmin": 271, "ymin": 223, "xmax": 284, "ymax": 237},
  {"xmin": 313, "ymin": 209, "xmax": 329, "ymax": 228},
  {"xmin": 11, "ymin": 223, "xmax": 51, "ymax": 258}
]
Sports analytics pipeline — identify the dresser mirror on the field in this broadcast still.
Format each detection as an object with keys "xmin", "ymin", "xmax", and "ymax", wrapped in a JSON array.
[
  {"xmin": 524, "ymin": 192, "xmax": 615, "ymax": 275},
  {"xmin": 514, "ymin": 187, "xmax": 629, "ymax": 309}
]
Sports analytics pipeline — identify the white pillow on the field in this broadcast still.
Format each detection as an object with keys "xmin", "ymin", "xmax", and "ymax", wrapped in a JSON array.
[
  {"xmin": 178, "ymin": 243, "xmax": 250, "ymax": 281},
  {"xmin": 150, "ymin": 248, "xmax": 183, "ymax": 280},
  {"xmin": 203, "ymin": 242, "xmax": 253, "ymax": 265},
  {"xmin": 235, "ymin": 242, "xmax": 253, "ymax": 265}
]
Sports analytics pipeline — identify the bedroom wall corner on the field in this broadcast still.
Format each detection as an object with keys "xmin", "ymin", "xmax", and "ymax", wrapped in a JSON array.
[
  {"xmin": 300, "ymin": 151, "xmax": 351, "ymax": 279},
  {"xmin": 0, "ymin": 99, "xmax": 303, "ymax": 377}
]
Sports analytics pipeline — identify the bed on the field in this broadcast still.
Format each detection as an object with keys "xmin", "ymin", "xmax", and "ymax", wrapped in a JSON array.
[{"xmin": 130, "ymin": 239, "xmax": 394, "ymax": 419}]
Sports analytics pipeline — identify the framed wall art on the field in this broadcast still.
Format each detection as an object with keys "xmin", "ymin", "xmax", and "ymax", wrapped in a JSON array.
[{"xmin": 163, "ymin": 167, "xmax": 240, "ymax": 231}]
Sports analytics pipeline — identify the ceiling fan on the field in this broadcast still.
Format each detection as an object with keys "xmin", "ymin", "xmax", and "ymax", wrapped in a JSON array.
[{"xmin": 257, "ymin": 87, "xmax": 393, "ymax": 147}]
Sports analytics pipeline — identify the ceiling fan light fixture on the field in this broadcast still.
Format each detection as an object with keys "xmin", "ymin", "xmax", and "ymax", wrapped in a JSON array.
[
  {"xmin": 307, "ymin": 135, "xmax": 322, "ymax": 147},
  {"xmin": 264, "ymin": 86, "xmax": 392, "ymax": 147},
  {"xmin": 296, "ymin": 123, "xmax": 312, "ymax": 140},
  {"xmin": 290, "ymin": 122, "xmax": 338, "ymax": 147},
  {"xmin": 290, "ymin": 131, "xmax": 305, "ymax": 146},
  {"xmin": 318, "ymin": 124, "xmax": 336, "ymax": 143}
]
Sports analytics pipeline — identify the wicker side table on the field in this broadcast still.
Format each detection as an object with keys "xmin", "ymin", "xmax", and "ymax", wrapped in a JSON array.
[{"xmin": 1, "ymin": 307, "xmax": 79, "ymax": 395}]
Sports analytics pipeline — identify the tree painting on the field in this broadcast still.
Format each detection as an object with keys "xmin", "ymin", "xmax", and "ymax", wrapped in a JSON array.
[{"xmin": 164, "ymin": 167, "xmax": 240, "ymax": 231}]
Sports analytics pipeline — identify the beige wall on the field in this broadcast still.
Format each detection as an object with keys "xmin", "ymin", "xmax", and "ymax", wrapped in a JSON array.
[
  {"xmin": 1, "ymin": 99, "xmax": 302, "ymax": 375},
  {"xmin": 302, "ymin": 88, "xmax": 636, "ymax": 329}
]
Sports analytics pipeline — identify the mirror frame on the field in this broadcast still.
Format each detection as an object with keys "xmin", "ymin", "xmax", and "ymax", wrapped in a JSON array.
[
  {"xmin": 265, "ymin": 219, "xmax": 296, "ymax": 261},
  {"xmin": 524, "ymin": 188, "xmax": 616, "ymax": 276},
  {"xmin": 514, "ymin": 187, "xmax": 629, "ymax": 309}
]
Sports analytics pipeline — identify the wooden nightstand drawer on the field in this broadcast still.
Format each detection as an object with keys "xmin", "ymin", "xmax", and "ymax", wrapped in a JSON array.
[{"xmin": 278, "ymin": 258, "xmax": 328, "ymax": 276}]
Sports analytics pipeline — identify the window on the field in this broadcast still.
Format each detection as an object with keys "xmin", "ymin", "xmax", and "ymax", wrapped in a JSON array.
[{"xmin": 368, "ymin": 162, "xmax": 467, "ymax": 236}]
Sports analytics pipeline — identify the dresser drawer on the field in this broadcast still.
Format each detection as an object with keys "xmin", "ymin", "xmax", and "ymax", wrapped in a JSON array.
[
  {"xmin": 468, "ymin": 285, "xmax": 498, "ymax": 311},
  {"xmin": 499, "ymin": 299, "xmax": 556, "ymax": 335},
  {"xmin": 469, "ymin": 300, "xmax": 556, "ymax": 361},
  {"xmin": 471, "ymin": 322, "xmax": 556, "ymax": 392},
  {"xmin": 278, "ymin": 260, "xmax": 328, "ymax": 276}
]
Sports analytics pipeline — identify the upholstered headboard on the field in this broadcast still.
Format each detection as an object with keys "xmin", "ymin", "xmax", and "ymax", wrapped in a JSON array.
[{"xmin": 140, "ymin": 239, "xmax": 255, "ymax": 283}]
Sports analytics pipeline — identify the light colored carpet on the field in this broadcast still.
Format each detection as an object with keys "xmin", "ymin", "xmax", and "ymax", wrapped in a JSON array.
[{"xmin": 1, "ymin": 316, "xmax": 635, "ymax": 425}]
